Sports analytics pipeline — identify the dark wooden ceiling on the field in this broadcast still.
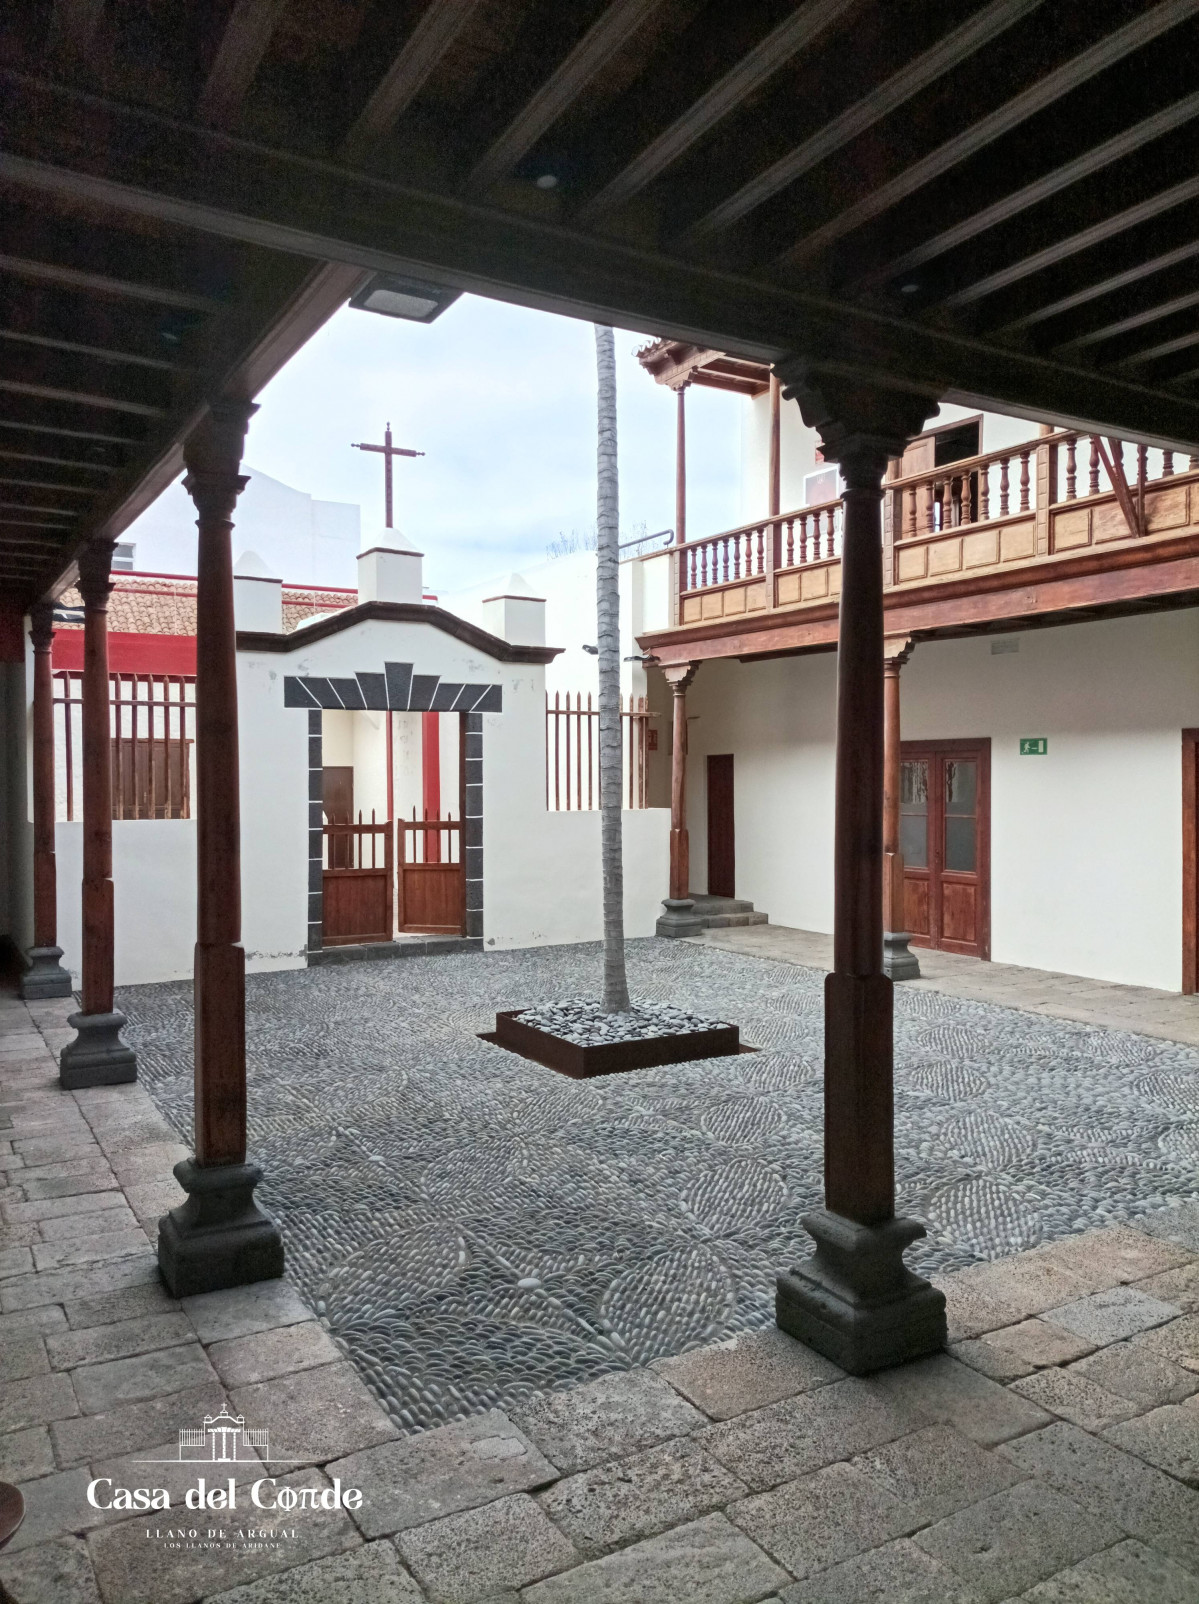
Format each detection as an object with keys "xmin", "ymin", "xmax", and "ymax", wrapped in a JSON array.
[{"xmin": 3, "ymin": 1, "xmax": 1199, "ymax": 605}]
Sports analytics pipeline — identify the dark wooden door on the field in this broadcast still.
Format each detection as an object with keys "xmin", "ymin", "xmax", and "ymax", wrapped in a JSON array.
[
  {"xmin": 323, "ymin": 766, "xmax": 354, "ymax": 870},
  {"xmin": 902, "ymin": 740, "xmax": 990, "ymax": 958},
  {"xmin": 707, "ymin": 753, "xmax": 735, "ymax": 898}
]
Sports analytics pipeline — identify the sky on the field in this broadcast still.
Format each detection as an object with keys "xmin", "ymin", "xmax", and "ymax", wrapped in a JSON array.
[{"xmin": 236, "ymin": 292, "xmax": 744, "ymax": 594}]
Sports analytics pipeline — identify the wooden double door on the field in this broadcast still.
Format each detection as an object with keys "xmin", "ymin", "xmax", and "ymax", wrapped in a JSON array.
[{"xmin": 901, "ymin": 739, "xmax": 990, "ymax": 958}]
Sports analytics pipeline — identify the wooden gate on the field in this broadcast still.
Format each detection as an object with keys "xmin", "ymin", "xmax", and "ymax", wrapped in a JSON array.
[
  {"xmin": 399, "ymin": 816, "xmax": 464, "ymax": 935},
  {"xmin": 322, "ymin": 818, "xmax": 392, "ymax": 946}
]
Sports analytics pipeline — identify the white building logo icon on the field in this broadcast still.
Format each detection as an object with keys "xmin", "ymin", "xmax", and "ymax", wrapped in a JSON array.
[{"xmin": 174, "ymin": 1407, "xmax": 269, "ymax": 1464}]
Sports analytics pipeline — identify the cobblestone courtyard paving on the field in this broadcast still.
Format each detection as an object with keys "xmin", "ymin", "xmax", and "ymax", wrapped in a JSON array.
[{"xmin": 121, "ymin": 941, "xmax": 1199, "ymax": 1438}]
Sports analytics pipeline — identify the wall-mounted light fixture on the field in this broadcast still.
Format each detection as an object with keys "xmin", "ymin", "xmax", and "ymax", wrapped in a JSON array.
[{"xmin": 349, "ymin": 274, "xmax": 462, "ymax": 324}]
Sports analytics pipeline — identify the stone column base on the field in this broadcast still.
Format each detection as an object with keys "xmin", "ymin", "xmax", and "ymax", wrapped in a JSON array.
[
  {"xmin": 20, "ymin": 947, "xmax": 73, "ymax": 1000},
  {"xmin": 158, "ymin": 1159, "xmax": 284, "ymax": 1298},
  {"xmin": 59, "ymin": 1010, "xmax": 137, "ymax": 1089},
  {"xmin": 882, "ymin": 931, "xmax": 921, "ymax": 982},
  {"xmin": 776, "ymin": 1207, "xmax": 946, "ymax": 1375},
  {"xmin": 656, "ymin": 898, "xmax": 707, "ymax": 938}
]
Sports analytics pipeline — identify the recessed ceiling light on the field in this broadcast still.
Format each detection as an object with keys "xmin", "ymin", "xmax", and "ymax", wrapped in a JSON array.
[
  {"xmin": 535, "ymin": 174, "xmax": 559, "ymax": 190},
  {"xmin": 899, "ymin": 282, "xmax": 921, "ymax": 295}
]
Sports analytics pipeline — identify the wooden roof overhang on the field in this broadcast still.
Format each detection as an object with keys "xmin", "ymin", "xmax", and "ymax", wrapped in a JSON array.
[
  {"xmin": 636, "ymin": 339, "xmax": 773, "ymax": 396},
  {"xmin": 5, "ymin": 2, "xmax": 1199, "ymax": 611}
]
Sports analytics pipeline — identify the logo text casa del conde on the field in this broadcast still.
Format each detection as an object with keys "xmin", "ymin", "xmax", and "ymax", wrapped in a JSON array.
[{"xmin": 84, "ymin": 1405, "xmax": 363, "ymax": 1517}]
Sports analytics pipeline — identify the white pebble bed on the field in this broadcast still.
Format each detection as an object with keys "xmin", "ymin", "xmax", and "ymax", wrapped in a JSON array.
[{"xmin": 515, "ymin": 998, "xmax": 730, "ymax": 1046}]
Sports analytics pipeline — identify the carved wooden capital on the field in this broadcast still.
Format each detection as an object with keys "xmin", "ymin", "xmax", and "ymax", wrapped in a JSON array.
[
  {"xmin": 773, "ymin": 360, "xmax": 939, "ymax": 488},
  {"xmin": 662, "ymin": 661, "xmax": 699, "ymax": 695},
  {"xmin": 883, "ymin": 634, "xmax": 913, "ymax": 671},
  {"xmin": 183, "ymin": 399, "xmax": 257, "ymax": 524},
  {"xmin": 76, "ymin": 541, "xmax": 116, "ymax": 607},
  {"xmin": 29, "ymin": 601, "xmax": 54, "ymax": 653}
]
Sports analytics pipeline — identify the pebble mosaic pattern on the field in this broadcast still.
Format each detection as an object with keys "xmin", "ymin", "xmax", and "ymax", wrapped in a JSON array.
[
  {"xmin": 515, "ymin": 999, "xmax": 729, "ymax": 1044},
  {"xmin": 119, "ymin": 941, "xmax": 1199, "ymax": 1436}
]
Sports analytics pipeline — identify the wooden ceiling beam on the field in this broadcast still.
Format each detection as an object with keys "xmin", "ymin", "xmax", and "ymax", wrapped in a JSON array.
[
  {"xmin": 1056, "ymin": 287, "xmax": 1199, "ymax": 352},
  {"xmin": 574, "ymin": 0, "xmax": 856, "ymax": 225},
  {"xmin": 779, "ymin": 0, "xmax": 1199, "ymax": 268},
  {"xmin": 339, "ymin": 0, "xmax": 485, "ymax": 166},
  {"xmin": 1005, "ymin": 238, "xmax": 1199, "ymax": 332},
  {"xmin": 942, "ymin": 174, "xmax": 1199, "ymax": 308},
  {"xmin": 0, "ymin": 476, "xmax": 99, "ymax": 495},
  {"xmin": 0, "ymin": 447, "xmax": 117, "ymax": 473},
  {"xmin": 0, "ymin": 327, "xmax": 182, "ymax": 373},
  {"xmin": 686, "ymin": 0, "xmax": 1044, "ymax": 243},
  {"xmin": 0, "ymin": 378, "xmax": 165, "ymax": 418},
  {"xmin": 466, "ymin": 0, "xmax": 662, "ymax": 197},
  {"xmin": 7, "ymin": 80, "xmax": 1199, "ymax": 450},
  {"xmin": 855, "ymin": 91, "xmax": 1199, "ymax": 293},
  {"xmin": 197, "ymin": 0, "xmax": 289, "ymax": 130},
  {"xmin": 1118, "ymin": 328, "xmax": 1199, "ymax": 369},
  {"xmin": 0, "ymin": 253, "xmax": 220, "ymax": 313}
]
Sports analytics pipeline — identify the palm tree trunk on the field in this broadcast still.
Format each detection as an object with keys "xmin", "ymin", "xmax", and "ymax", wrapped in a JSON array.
[{"xmin": 595, "ymin": 324, "xmax": 630, "ymax": 1013}]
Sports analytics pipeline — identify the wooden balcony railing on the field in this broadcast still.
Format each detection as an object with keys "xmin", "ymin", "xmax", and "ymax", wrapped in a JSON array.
[{"xmin": 660, "ymin": 432, "xmax": 1199, "ymax": 630}]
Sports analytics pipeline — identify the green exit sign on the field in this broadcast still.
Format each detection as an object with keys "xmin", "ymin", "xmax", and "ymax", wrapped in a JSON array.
[{"xmin": 1020, "ymin": 737, "xmax": 1048, "ymax": 756}]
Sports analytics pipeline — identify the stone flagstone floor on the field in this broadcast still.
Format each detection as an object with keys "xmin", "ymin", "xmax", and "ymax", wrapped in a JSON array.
[
  {"xmin": 1, "ymin": 967, "xmax": 1199, "ymax": 1602},
  {"xmin": 108, "ymin": 940, "xmax": 1199, "ymax": 1437}
]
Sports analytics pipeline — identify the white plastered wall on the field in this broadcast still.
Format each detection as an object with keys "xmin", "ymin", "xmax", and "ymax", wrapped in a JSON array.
[
  {"xmin": 681, "ymin": 609, "xmax": 1199, "ymax": 991},
  {"xmin": 55, "ymin": 821, "xmax": 197, "ymax": 986}
]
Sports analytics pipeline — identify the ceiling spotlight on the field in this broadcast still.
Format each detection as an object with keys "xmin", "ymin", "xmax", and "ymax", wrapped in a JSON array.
[
  {"xmin": 349, "ymin": 273, "xmax": 462, "ymax": 324},
  {"xmin": 899, "ymin": 282, "xmax": 921, "ymax": 295},
  {"xmin": 535, "ymin": 173, "xmax": 559, "ymax": 190}
]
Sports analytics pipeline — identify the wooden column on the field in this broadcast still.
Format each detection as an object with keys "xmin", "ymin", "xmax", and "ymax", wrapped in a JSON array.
[
  {"xmin": 674, "ymin": 384, "xmax": 688, "ymax": 546},
  {"xmin": 158, "ymin": 399, "xmax": 283, "ymax": 1297},
  {"xmin": 59, "ymin": 543, "xmax": 137, "ymax": 1087},
  {"xmin": 656, "ymin": 661, "xmax": 702, "ymax": 935},
  {"xmin": 772, "ymin": 372, "xmax": 945, "ymax": 1375},
  {"xmin": 768, "ymin": 372, "xmax": 781, "ymax": 518},
  {"xmin": 882, "ymin": 636, "xmax": 919, "ymax": 980},
  {"xmin": 22, "ymin": 604, "xmax": 72, "ymax": 999}
]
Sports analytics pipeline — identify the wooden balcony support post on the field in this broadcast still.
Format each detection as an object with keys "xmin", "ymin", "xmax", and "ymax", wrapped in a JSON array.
[
  {"xmin": 882, "ymin": 637, "xmax": 919, "ymax": 982},
  {"xmin": 772, "ymin": 367, "xmax": 945, "ymax": 1375},
  {"xmin": 674, "ymin": 382, "xmax": 688, "ymax": 547},
  {"xmin": 22, "ymin": 603, "xmax": 72, "ymax": 999},
  {"xmin": 158, "ymin": 399, "xmax": 283, "ymax": 1298},
  {"xmin": 59, "ymin": 542, "xmax": 137, "ymax": 1088},
  {"xmin": 655, "ymin": 661, "xmax": 703, "ymax": 937}
]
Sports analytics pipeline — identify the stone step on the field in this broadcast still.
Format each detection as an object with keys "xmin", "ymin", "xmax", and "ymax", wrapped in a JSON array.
[
  {"xmin": 688, "ymin": 895, "xmax": 759, "ymax": 916},
  {"xmin": 701, "ymin": 911, "xmax": 770, "ymax": 928}
]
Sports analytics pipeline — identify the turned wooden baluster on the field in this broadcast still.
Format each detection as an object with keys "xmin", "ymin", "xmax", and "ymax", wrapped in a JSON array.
[
  {"xmin": 798, "ymin": 513, "xmax": 809, "ymax": 562},
  {"xmin": 700, "ymin": 543, "xmax": 708, "ymax": 587},
  {"xmin": 825, "ymin": 507, "xmax": 836, "ymax": 557},
  {"xmin": 1065, "ymin": 436, "xmax": 1077, "ymax": 500},
  {"xmin": 999, "ymin": 455, "xmax": 1010, "ymax": 517},
  {"xmin": 923, "ymin": 479, "xmax": 935, "ymax": 533},
  {"xmin": 1018, "ymin": 449, "xmax": 1031, "ymax": 512},
  {"xmin": 1089, "ymin": 436, "xmax": 1100, "ymax": 495},
  {"xmin": 959, "ymin": 472, "xmax": 973, "ymax": 526},
  {"xmin": 757, "ymin": 526, "xmax": 765, "ymax": 574},
  {"xmin": 733, "ymin": 533, "xmax": 742, "ymax": 580},
  {"xmin": 938, "ymin": 478, "xmax": 950, "ymax": 532},
  {"xmin": 979, "ymin": 462, "xmax": 990, "ymax": 520},
  {"xmin": 906, "ymin": 486, "xmax": 916, "ymax": 537},
  {"xmin": 786, "ymin": 518, "xmax": 795, "ymax": 565},
  {"xmin": 1163, "ymin": 449, "xmax": 1175, "ymax": 477}
]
